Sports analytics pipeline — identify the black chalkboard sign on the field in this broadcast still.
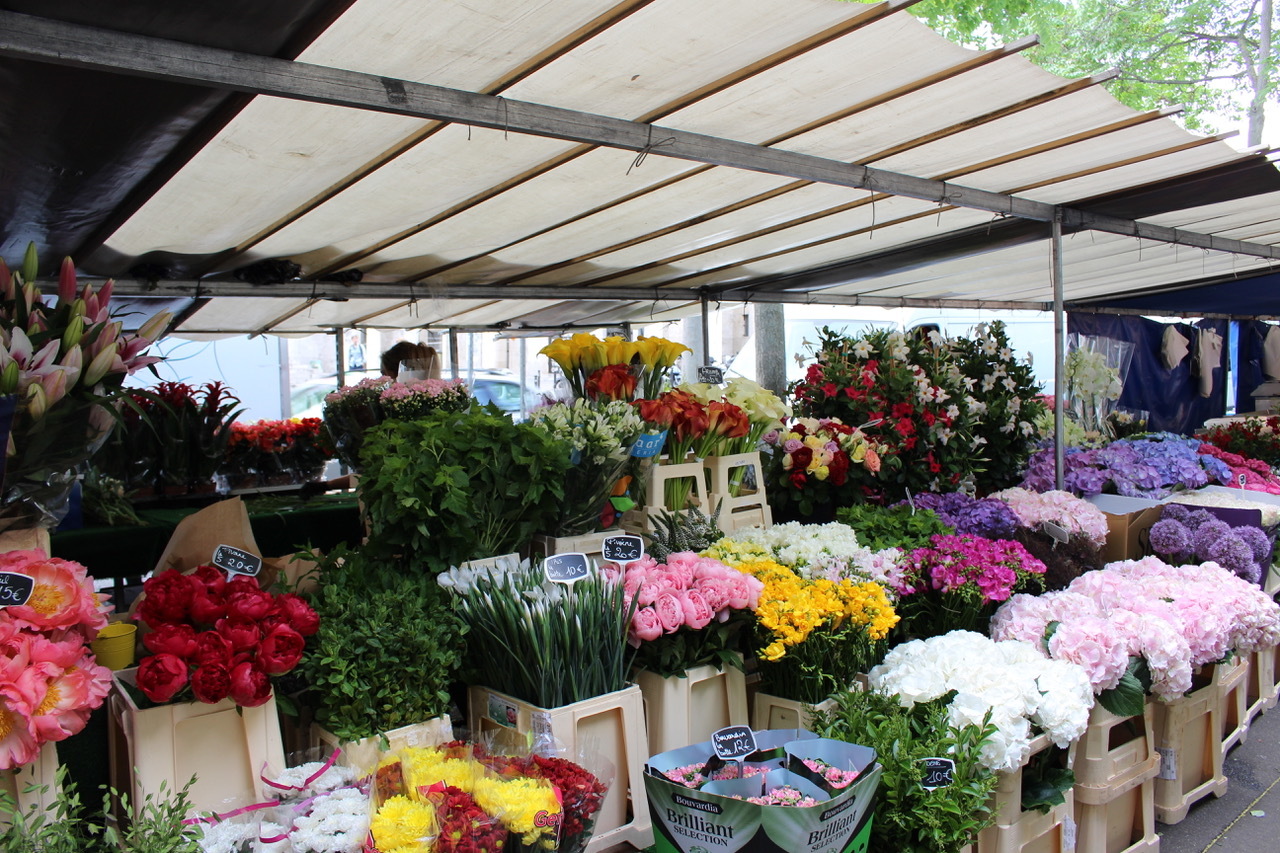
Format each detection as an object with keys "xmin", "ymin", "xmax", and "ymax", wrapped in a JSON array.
[
  {"xmin": 212, "ymin": 544, "xmax": 263, "ymax": 578},
  {"xmin": 697, "ymin": 366, "xmax": 724, "ymax": 384},
  {"xmin": 919, "ymin": 757, "xmax": 955, "ymax": 790},
  {"xmin": 602, "ymin": 535, "xmax": 644, "ymax": 564},
  {"xmin": 544, "ymin": 553, "xmax": 591, "ymax": 585},
  {"xmin": 0, "ymin": 571, "xmax": 34, "ymax": 608},
  {"xmin": 711, "ymin": 725, "xmax": 757, "ymax": 760}
]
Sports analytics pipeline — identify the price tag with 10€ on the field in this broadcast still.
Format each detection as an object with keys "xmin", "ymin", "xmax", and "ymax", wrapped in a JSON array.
[{"xmin": 543, "ymin": 552, "xmax": 592, "ymax": 585}]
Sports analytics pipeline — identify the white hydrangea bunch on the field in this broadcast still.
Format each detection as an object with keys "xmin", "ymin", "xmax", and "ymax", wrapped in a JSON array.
[{"xmin": 869, "ymin": 630, "xmax": 1094, "ymax": 773}]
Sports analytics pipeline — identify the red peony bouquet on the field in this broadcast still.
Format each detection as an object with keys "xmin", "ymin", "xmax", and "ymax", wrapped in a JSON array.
[
  {"xmin": 0, "ymin": 550, "xmax": 113, "ymax": 769},
  {"xmin": 133, "ymin": 566, "xmax": 318, "ymax": 707}
]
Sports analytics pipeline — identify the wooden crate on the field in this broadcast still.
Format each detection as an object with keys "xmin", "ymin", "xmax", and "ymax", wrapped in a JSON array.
[
  {"xmin": 468, "ymin": 684, "xmax": 652, "ymax": 853},
  {"xmin": 531, "ymin": 531, "xmax": 611, "ymax": 563},
  {"xmin": 0, "ymin": 742, "xmax": 60, "ymax": 825},
  {"xmin": 109, "ymin": 668, "xmax": 285, "ymax": 819},
  {"xmin": 1246, "ymin": 644, "xmax": 1279, "ymax": 721},
  {"xmin": 635, "ymin": 663, "xmax": 748, "ymax": 755},
  {"xmin": 977, "ymin": 787, "xmax": 1075, "ymax": 853},
  {"xmin": 621, "ymin": 457, "xmax": 707, "ymax": 535},
  {"xmin": 702, "ymin": 452, "xmax": 772, "ymax": 533},
  {"xmin": 1071, "ymin": 701, "xmax": 1160, "ymax": 853},
  {"xmin": 1218, "ymin": 654, "xmax": 1250, "ymax": 753},
  {"xmin": 750, "ymin": 691, "xmax": 839, "ymax": 731},
  {"xmin": 312, "ymin": 715, "xmax": 452, "ymax": 776},
  {"xmin": 1152, "ymin": 669, "xmax": 1228, "ymax": 825}
]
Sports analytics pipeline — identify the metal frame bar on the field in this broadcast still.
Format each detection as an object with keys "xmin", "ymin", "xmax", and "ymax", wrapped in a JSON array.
[{"xmin": 3, "ymin": 10, "xmax": 1278, "ymax": 261}]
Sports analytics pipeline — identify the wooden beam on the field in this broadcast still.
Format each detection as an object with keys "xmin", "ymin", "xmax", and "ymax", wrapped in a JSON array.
[{"xmin": 3, "ymin": 10, "xmax": 1275, "ymax": 260}]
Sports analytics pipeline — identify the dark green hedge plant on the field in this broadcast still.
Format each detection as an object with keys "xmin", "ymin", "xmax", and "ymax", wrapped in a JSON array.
[{"xmin": 359, "ymin": 407, "xmax": 570, "ymax": 572}]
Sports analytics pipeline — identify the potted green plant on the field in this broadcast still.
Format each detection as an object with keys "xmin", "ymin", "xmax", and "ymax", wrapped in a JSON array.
[
  {"xmin": 810, "ymin": 689, "xmax": 999, "ymax": 853},
  {"xmin": 358, "ymin": 407, "xmax": 570, "ymax": 572},
  {"xmin": 301, "ymin": 546, "xmax": 466, "ymax": 769}
]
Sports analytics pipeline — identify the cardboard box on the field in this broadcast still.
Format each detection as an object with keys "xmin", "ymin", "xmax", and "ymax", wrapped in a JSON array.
[
  {"xmin": 645, "ymin": 730, "xmax": 881, "ymax": 853},
  {"xmin": 1087, "ymin": 494, "xmax": 1164, "ymax": 565}
]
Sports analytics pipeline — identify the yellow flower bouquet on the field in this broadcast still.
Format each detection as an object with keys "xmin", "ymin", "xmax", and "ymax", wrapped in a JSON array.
[
  {"xmin": 731, "ymin": 557, "xmax": 898, "ymax": 704},
  {"xmin": 539, "ymin": 333, "xmax": 689, "ymax": 401}
]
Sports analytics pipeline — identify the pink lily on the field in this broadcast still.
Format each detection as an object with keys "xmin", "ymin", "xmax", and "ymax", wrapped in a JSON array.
[
  {"xmin": 0, "ymin": 327, "xmax": 63, "ymax": 393},
  {"xmin": 58, "ymin": 257, "xmax": 77, "ymax": 305},
  {"xmin": 82, "ymin": 341, "xmax": 118, "ymax": 386},
  {"xmin": 0, "ymin": 258, "xmax": 12, "ymax": 300},
  {"xmin": 59, "ymin": 345, "xmax": 83, "ymax": 389}
]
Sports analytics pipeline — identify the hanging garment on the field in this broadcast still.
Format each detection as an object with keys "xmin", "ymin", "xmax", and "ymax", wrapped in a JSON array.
[
  {"xmin": 1264, "ymin": 325, "xmax": 1280, "ymax": 381},
  {"xmin": 1197, "ymin": 328, "xmax": 1223, "ymax": 398},
  {"xmin": 1161, "ymin": 326, "xmax": 1190, "ymax": 370}
]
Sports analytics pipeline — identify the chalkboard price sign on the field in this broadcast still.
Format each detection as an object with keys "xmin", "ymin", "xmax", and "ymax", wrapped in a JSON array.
[
  {"xmin": 602, "ymin": 535, "xmax": 644, "ymax": 564},
  {"xmin": 0, "ymin": 572, "xmax": 35, "ymax": 608},
  {"xmin": 212, "ymin": 544, "xmax": 264, "ymax": 578},
  {"xmin": 711, "ymin": 725, "xmax": 757, "ymax": 761},
  {"xmin": 544, "ymin": 553, "xmax": 592, "ymax": 585},
  {"xmin": 919, "ymin": 757, "xmax": 956, "ymax": 790},
  {"xmin": 697, "ymin": 366, "xmax": 724, "ymax": 384}
]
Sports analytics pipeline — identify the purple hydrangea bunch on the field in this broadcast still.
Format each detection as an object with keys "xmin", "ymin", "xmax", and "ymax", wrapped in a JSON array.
[
  {"xmin": 897, "ymin": 492, "xmax": 1020, "ymax": 539},
  {"xmin": 1148, "ymin": 503, "xmax": 1270, "ymax": 584},
  {"xmin": 1022, "ymin": 434, "xmax": 1234, "ymax": 498}
]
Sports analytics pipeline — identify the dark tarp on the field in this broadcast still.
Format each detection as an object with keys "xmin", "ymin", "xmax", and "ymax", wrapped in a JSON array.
[
  {"xmin": 1068, "ymin": 312, "xmax": 1228, "ymax": 434},
  {"xmin": 0, "ymin": 0, "xmax": 354, "ymax": 273},
  {"xmin": 1071, "ymin": 269, "xmax": 1280, "ymax": 318}
]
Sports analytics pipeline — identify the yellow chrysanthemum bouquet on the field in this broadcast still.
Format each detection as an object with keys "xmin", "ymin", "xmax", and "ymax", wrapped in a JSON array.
[{"xmin": 731, "ymin": 557, "xmax": 899, "ymax": 704}]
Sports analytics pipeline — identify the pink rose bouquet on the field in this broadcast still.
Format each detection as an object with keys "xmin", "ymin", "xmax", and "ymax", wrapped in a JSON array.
[
  {"xmin": 0, "ymin": 549, "xmax": 113, "ymax": 770},
  {"xmin": 894, "ymin": 534, "xmax": 1046, "ymax": 638},
  {"xmin": 603, "ymin": 551, "xmax": 762, "ymax": 678}
]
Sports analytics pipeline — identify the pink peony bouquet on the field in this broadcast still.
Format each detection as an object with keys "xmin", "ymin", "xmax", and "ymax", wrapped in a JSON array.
[
  {"xmin": 602, "ymin": 551, "xmax": 762, "ymax": 678},
  {"xmin": 894, "ymin": 534, "xmax": 1046, "ymax": 638},
  {"xmin": 0, "ymin": 549, "xmax": 112, "ymax": 770},
  {"xmin": 991, "ymin": 556, "xmax": 1280, "ymax": 715}
]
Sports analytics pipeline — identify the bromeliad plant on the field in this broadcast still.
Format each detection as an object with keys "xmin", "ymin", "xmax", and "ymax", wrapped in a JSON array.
[
  {"xmin": 0, "ymin": 245, "xmax": 170, "ymax": 530},
  {"xmin": 438, "ymin": 555, "xmax": 636, "ymax": 708}
]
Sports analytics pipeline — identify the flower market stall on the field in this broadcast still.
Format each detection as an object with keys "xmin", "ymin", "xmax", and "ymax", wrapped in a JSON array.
[{"xmin": 14, "ymin": 1, "xmax": 1280, "ymax": 851}]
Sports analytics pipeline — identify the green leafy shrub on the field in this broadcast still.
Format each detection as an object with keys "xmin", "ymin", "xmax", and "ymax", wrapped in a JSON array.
[
  {"xmin": 810, "ymin": 689, "xmax": 998, "ymax": 853},
  {"xmin": 302, "ymin": 546, "xmax": 467, "ymax": 742},
  {"xmin": 358, "ymin": 408, "xmax": 570, "ymax": 572},
  {"xmin": 835, "ymin": 503, "xmax": 954, "ymax": 552}
]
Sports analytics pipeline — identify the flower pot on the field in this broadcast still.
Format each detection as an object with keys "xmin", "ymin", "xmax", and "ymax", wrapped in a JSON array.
[
  {"xmin": 635, "ymin": 663, "xmax": 748, "ymax": 755},
  {"xmin": 976, "ymin": 788, "xmax": 1075, "ymax": 853},
  {"xmin": 311, "ymin": 715, "xmax": 452, "ymax": 776},
  {"xmin": 0, "ymin": 741, "xmax": 60, "ymax": 826},
  {"xmin": 468, "ymin": 684, "xmax": 652, "ymax": 853},
  {"xmin": 107, "ymin": 668, "xmax": 285, "ymax": 819}
]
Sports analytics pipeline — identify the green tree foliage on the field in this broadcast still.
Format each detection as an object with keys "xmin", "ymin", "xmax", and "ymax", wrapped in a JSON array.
[{"xmin": 856, "ymin": 0, "xmax": 1277, "ymax": 144}]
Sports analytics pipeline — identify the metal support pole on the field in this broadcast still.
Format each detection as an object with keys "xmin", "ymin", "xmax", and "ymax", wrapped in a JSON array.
[
  {"xmin": 700, "ymin": 291, "xmax": 712, "ymax": 366},
  {"xmin": 1051, "ymin": 213, "xmax": 1066, "ymax": 491},
  {"xmin": 448, "ymin": 328, "xmax": 460, "ymax": 381},
  {"xmin": 334, "ymin": 327, "xmax": 346, "ymax": 389},
  {"xmin": 519, "ymin": 337, "xmax": 528, "ymax": 420}
]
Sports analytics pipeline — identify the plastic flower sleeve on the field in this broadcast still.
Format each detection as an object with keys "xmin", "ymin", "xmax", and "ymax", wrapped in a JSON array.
[
  {"xmin": 260, "ymin": 747, "xmax": 355, "ymax": 803},
  {"xmin": 1064, "ymin": 333, "xmax": 1133, "ymax": 434},
  {"xmin": 289, "ymin": 787, "xmax": 371, "ymax": 853}
]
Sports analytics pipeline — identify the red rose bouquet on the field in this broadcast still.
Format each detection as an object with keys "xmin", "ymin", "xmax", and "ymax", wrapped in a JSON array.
[
  {"xmin": 133, "ymin": 566, "xmax": 318, "ymax": 707},
  {"xmin": 0, "ymin": 550, "xmax": 112, "ymax": 769}
]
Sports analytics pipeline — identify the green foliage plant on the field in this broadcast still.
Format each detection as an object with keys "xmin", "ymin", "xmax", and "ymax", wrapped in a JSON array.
[
  {"xmin": 836, "ymin": 503, "xmax": 954, "ymax": 552},
  {"xmin": 302, "ymin": 546, "xmax": 467, "ymax": 743},
  {"xmin": 0, "ymin": 766, "xmax": 200, "ymax": 853},
  {"xmin": 810, "ymin": 689, "xmax": 998, "ymax": 853},
  {"xmin": 358, "ymin": 407, "xmax": 570, "ymax": 572}
]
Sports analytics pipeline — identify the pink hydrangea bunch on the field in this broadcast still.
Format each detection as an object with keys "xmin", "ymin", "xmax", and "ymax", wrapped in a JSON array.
[
  {"xmin": 991, "ymin": 556, "xmax": 1280, "ymax": 700},
  {"xmin": 0, "ymin": 550, "xmax": 113, "ymax": 770},
  {"xmin": 992, "ymin": 487, "xmax": 1109, "ymax": 548},
  {"xmin": 601, "ymin": 551, "xmax": 763, "ymax": 678}
]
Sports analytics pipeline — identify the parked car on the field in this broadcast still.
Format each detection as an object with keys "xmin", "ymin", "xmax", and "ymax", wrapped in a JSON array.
[{"xmin": 469, "ymin": 371, "xmax": 539, "ymax": 419}]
